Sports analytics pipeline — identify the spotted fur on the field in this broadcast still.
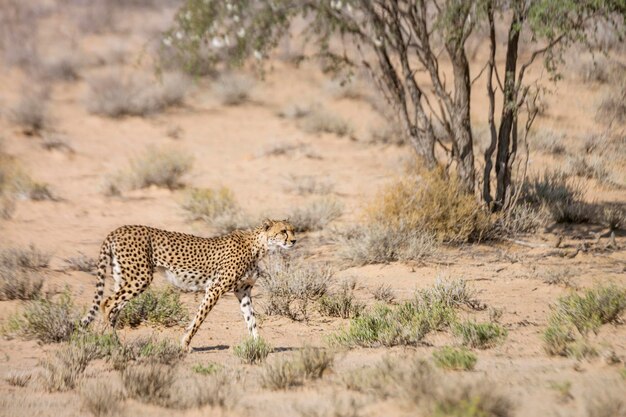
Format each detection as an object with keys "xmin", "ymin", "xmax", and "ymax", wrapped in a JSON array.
[{"xmin": 81, "ymin": 219, "xmax": 296, "ymax": 350}]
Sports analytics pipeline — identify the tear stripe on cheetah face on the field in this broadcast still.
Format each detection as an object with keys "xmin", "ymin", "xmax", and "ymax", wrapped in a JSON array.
[{"xmin": 80, "ymin": 219, "xmax": 296, "ymax": 349}]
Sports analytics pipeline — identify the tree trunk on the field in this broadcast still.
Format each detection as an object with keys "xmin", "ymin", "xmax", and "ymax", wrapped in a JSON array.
[{"xmin": 494, "ymin": 7, "xmax": 522, "ymax": 211}]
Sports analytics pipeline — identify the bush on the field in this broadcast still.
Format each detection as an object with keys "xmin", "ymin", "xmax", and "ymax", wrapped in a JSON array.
[
  {"xmin": 596, "ymin": 84, "xmax": 626, "ymax": 124},
  {"xmin": 40, "ymin": 342, "xmax": 97, "ymax": 391},
  {"xmin": 363, "ymin": 122, "xmax": 404, "ymax": 145},
  {"xmin": 4, "ymin": 371, "xmax": 31, "ymax": 387},
  {"xmin": 260, "ymin": 256, "xmax": 332, "ymax": 321},
  {"xmin": 371, "ymin": 284, "xmax": 395, "ymax": 303},
  {"xmin": 453, "ymin": 321, "xmax": 507, "ymax": 349},
  {"xmin": 86, "ymin": 71, "xmax": 189, "ymax": 117},
  {"xmin": 0, "ymin": 245, "xmax": 51, "ymax": 269},
  {"xmin": 10, "ymin": 88, "xmax": 50, "ymax": 135},
  {"xmin": 419, "ymin": 277, "xmax": 484, "ymax": 311},
  {"xmin": 213, "ymin": 73, "xmax": 255, "ymax": 105},
  {"xmin": 289, "ymin": 197, "xmax": 343, "ymax": 232},
  {"xmin": 521, "ymin": 171, "xmax": 593, "ymax": 223},
  {"xmin": 284, "ymin": 174, "xmax": 334, "ymax": 195},
  {"xmin": 318, "ymin": 279, "xmax": 365, "ymax": 319},
  {"xmin": 121, "ymin": 362, "xmax": 176, "ymax": 406},
  {"xmin": 565, "ymin": 155, "xmax": 610, "ymax": 184},
  {"xmin": 432, "ymin": 347, "xmax": 477, "ymax": 371},
  {"xmin": 0, "ymin": 267, "xmax": 43, "ymax": 300},
  {"xmin": 261, "ymin": 346, "xmax": 334, "ymax": 390},
  {"xmin": 181, "ymin": 187, "xmax": 238, "ymax": 221},
  {"xmin": 117, "ymin": 287, "xmax": 188, "ymax": 328},
  {"xmin": 127, "ymin": 146, "xmax": 193, "ymax": 190},
  {"xmin": 192, "ymin": 362, "xmax": 220, "ymax": 375},
  {"xmin": 335, "ymin": 224, "xmax": 436, "ymax": 265},
  {"xmin": 80, "ymin": 379, "xmax": 125, "ymax": 417},
  {"xmin": 8, "ymin": 291, "xmax": 79, "ymax": 343},
  {"xmin": 260, "ymin": 357, "xmax": 302, "ymax": 390},
  {"xmin": 233, "ymin": 336, "xmax": 273, "ymax": 364},
  {"xmin": 366, "ymin": 167, "xmax": 493, "ymax": 244},
  {"xmin": 530, "ymin": 130, "xmax": 566, "ymax": 155},
  {"xmin": 63, "ymin": 253, "xmax": 97, "ymax": 273},
  {"xmin": 300, "ymin": 109, "xmax": 353, "ymax": 137}
]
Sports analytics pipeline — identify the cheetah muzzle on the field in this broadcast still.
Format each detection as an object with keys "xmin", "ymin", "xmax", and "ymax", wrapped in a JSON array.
[{"xmin": 80, "ymin": 219, "xmax": 296, "ymax": 350}]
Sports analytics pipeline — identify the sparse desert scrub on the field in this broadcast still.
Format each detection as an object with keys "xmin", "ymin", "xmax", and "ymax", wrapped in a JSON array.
[
  {"xmin": 289, "ymin": 197, "xmax": 343, "ymax": 232},
  {"xmin": 324, "ymin": 78, "xmax": 364, "ymax": 100},
  {"xmin": 277, "ymin": 103, "xmax": 311, "ymax": 120},
  {"xmin": 6, "ymin": 291, "xmax": 79, "ymax": 343},
  {"xmin": 4, "ymin": 370, "xmax": 31, "ymax": 387},
  {"xmin": 334, "ymin": 223, "xmax": 437, "ymax": 265},
  {"xmin": 181, "ymin": 186, "xmax": 239, "ymax": 221},
  {"xmin": 86, "ymin": 71, "xmax": 189, "ymax": 117},
  {"xmin": 584, "ymin": 385, "xmax": 626, "ymax": 417},
  {"xmin": 214, "ymin": 73, "xmax": 255, "ymax": 105},
  {"xmin": 363, "ymin": 122, "xmax": 404, "ymax": 145},
  {"xmin": 601, "ymin": 205, "xmax": 626, "ymax": 231},
  {"xmin": 261, "ymin": 356, "xmax": 303, "ymax": 390},
  {"xmin": 40, "ymin": 342, "xmax": 98, "ymax": 391},
  {"xmin": 167, "ymin": 370, "xmax": 238, "ymax": 409},
  {"xmin": 0, "ymin": 240, "xmax": 50, "ymax": 270},
  {"xmin": 192, "ymin": 362, "xmax": 220, "ymax": 375},
  {"xmin": 530, "ymin": 130, "xmax": 567, "ymax": 155},
  {"xmin": 80, "ymin": 378, "xmax": 125, "ymax": 417},
  {"xmin": 432, "ymin": 346, "xmax": 477, "ymax": 371},
  {"xmin": 116, "ymin": 287, "xmax": 188, "ymax": 328},
  {"xmin": 41, "ymin": 50, "xmax": 82, "ymax": 81},
  {"xmin": 565, "ymin": 154, "xmax": 611, "ymax": 184},
  {"xmin": 121, "ymin": 362, "xmax": 176, "ymax": 406},
  {"xmin": 0, "ymin": 150, "xmax": 56, "ymax": 213},
  {"xmin": 453, "ymin": 321, "xmax": 508, "ymax": 349},
  {"xmin": 418, "ymin": 277, "xmax": 484, "ymax": 311},
  {"xmin": 260, "ymin": 255, "xmax": 332, "ymax": 321},
  {"xmin": 521, "ymin": 170, "xmax": 594, "ymax": 223},
  {"xmin": 233, "ymin": 336, "xmax": 273, "ymax": 364},
  {"xmin": 492, "ymin": 202, "xmax": 550, "ymax": 235},
  {"xmin": 284, "ymin": 174, "xmax": 334, "ymax": 195},
  {"xmin": 596, "ymin": 83, "xmax": 626, "ymax": 124},
  {"xmin": 63, "ymin": 253, "xmax": 97, "ymax": 273},
  {"xmin": 115, "ymin": 336, "xmax": 187, "ymax": 367},
  {"xmin": 106, "ymin": 146, "xmax": 192, "ymax": 192},
  {"xmin": 543, "ymin": 284, "xmax": 626, "ymax": 357},
  {"xmin": 318, "ymin": 279, "xmax": 365, "ymax": 319},
  {"xmin": 300, "ymin": 108, "xmax": 353, "ymax": 137},
  {"xmin": 0, "ymin": 267, "xmax": 43, "ymax": 301},
  {"xmin": 344, "ymin": 356, "xmax": 512, "ymax": 416},
  {"xmin": 10, "ymin": 87, "xmax": 51, "ymax": 135}
]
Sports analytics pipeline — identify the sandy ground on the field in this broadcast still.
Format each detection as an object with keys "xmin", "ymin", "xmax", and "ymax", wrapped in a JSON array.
[{"xmin": 1, "ymin": 3, "xmax": 625, "ymax": 417}]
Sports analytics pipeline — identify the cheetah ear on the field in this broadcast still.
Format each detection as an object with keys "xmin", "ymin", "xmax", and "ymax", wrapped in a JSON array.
[{"xmin": 262, "ymin": 218, "xmax": 273, "ymax": 231}]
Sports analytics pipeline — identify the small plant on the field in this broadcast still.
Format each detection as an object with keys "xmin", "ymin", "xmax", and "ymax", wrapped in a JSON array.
[
  {"xmin": 7, "ymin": 291, "xmax": 79, "ymax": 343},
  {"xmin": 4, "ymin": 370, "xmax": 31, "ymax": 387},
  {"xmin": 181, "ymin": 187, "xmax": 238, "ymax": 222},
  {"xmin": 63, "ymin": 253, "xmax": 97, "ymax": 273},
  {"xmin": 548, "ymin": 380, "xmax": 573, "ymax": 402},
  {"xmin": 284, "ymin": 174, "xmax": 334, "ymax": 195},
  {"xmin": 40, "ymin": 342, "xmax": 96, "ymax": 391},
  {"xmin": 364, "ymin": 122, "xmax": 404, "ymax": 145},
  {"xmin": 541, "ymin": 268, "xmax": 575, "ymax": 287},
  {"xmin": 371, "ymin": 283, "xmax": 395, "ymax": 303},
  {"xmin": 10, "ymin": 88, "xmax": 50, "ymax": 135},
  {"xmin": 260, "ymin": 346, "xmax": 334, "ymax": 390},
  {"xmin": 128, "ymin": 146, "xmax": 193, "ymax": 190},
  {"xmin": 453, "ymin": 321, "xmax": 507, "ymax": 349},
  {"xmin": 419, "ymin": 277, "xmax": 484, "ymax": 310},
  {"xmin": 432, "ymin": 347, "xmax": 477, "ymax": 371},
  {"xmin": 596, "ymin": 84, "xmax": 626, "ymax": 124},
  {"xmin": 80, "ymin": 379, "xmax": 125, "ymax": 417},
  {"xmin": 295, "ymin": 346, "xmax": 335, "ymax": 380},
  {"xmin": 233, "ymin": 336, "xmax": 273, "ymax": 364},
  {"xmin": 117, "ymin": 287, "xmax": 188, "ymax": 328},
  {"xmin": 318, "ymin": 279, "xmax": 365, "ymax": 319},
  {"xmin": 260, "ymin": 256, "xmax": 332, "ymax": 321},
  {"xmin": 214, "ymin": 73, "xmax": 255, "ymax": 105},
  {"xmin": 300, "ymin": 109, "xmax": 353, "ymax": 137},
  {"xmin": 192, "ymin": 362, "xmax": 221, "ymax": 376},
  {"xmin": 289, "ymin": 197, "xmax": 343, "ymax": 232},
  {"xmin": 530, "ymin": 130, "xmax": 566, "ymax": 155}
]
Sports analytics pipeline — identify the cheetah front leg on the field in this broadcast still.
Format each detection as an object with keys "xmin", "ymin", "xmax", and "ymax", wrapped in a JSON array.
[
  {"xmin": 235, "ymin": 284, "xmax": 258, "ymax": 339},
  {"xmin": 181, "ymin": 281, "xmax": 228, "ymax": 351}
]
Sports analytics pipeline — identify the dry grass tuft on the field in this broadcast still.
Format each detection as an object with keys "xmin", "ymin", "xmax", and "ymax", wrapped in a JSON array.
[
  {"xmin": 261, "ymin": 356, "xmax": 303, "ymax": 390},
  {"xmin": 596, "ymin": 82, "xmax": 626, "ymax": 124},
  {"xmin": 214, "ymin": 73, "xmax": 255, "ymax": 105},
  {"xmin": 86, "ymin": 71, "xmax": 189, "ymax": 117},
  {"xmin": 371, "ymin": 284, "xmax": 396, "ymax": 303},
  {"xmin": 121, "ymin": 362, "xmax": 176, "ymax": 406},
  {"xmin": 260, "ymin": 255, "xmax": 332, "ymax": 321},
  {"xmin": 80, "ymin": 378, "xmax": 125, "ymax": 417},
  {"xmin": 40, "ymin": 342, "xmax": 97, "ymax": 391},
  {"xmin": 233, "ymin": 336, "xmax": 273, "ymax": 364},
  {"xmin": 4, "ymin": 370, "xmax": 31, "ymax": 387},
  {"xmin": 284, "ymin": 174, "xmax": 334, "ymax": 195},
  {"xmin": 261, "ymin": 346, "xmax": 335, "ymax": 390},
  {"xmin": 63, "ymin": 253, "xmax": 97, "ymax": 273},
  {"xmin": 530, "ymin": 130, "xmax": 567, "ymax": 155},
  {"xmin": 289, "ymin": 197, "xmax": 343, "ymax": 232},
  {"xmin": 181, "ymin": 187, "xmax": 239, "ymax": 221},
  {"xmin": 363, "ymin": 122, "xmax": 404, "ymax": 145},
  {"xmin": 432, "ymin": 346, "xmax": 477, "ymax": 371},
  {"xmin": 300, "ymin": 109, "xmax": 353, "ymax": 137},
  {"xmin": 0, "ymin": 267, "xmax": 43, "ymax": 301},
  {"xmin": 584, "ymin": 385, "xmax": 626, "ymax": 417}
]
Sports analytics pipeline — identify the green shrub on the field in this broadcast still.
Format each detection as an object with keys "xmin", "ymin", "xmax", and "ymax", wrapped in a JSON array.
[
  {"xmin": 433, "ymin": 347, "xmax": 477, "ymax": 371},
  {"xmin": 192, "ymin": 362, "xmax": 221, "ymax": 376},
  {"xmin": 318, "ymin": 279, "xmax": 365, "ymax": 319},
  {"xmin": 453, "ymin": 321, "xmax": 507, "ymax": 349},
  {"xmin": 233, "ymin": 337, "xmax": 273, "ymax": 364},
  {"xmin": 7, "ymin": 291, "xmax": 79, "ymax": 343},
  {"xmin": 117, "ymin": 287, "xmax": 188, "ymax": 328}
]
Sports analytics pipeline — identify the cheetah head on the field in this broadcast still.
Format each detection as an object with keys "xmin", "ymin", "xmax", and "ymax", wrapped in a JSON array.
[{"xmin": 262, "ymin": 219, "xmax": 296, "ymax": 250}]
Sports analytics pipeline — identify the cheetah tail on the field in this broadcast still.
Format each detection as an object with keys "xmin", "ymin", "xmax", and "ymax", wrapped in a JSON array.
[{"xmin": 80, "ymin": 237, "xmax": 111, "ymax": 327}]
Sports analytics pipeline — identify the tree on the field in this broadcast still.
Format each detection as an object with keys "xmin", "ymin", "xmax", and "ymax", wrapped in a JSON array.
[{"xmin": 165, "ymin": 0, "xmax": 625, "ymax": 210}]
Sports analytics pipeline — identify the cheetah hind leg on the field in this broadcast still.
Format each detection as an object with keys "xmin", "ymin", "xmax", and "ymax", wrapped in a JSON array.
[{"xmin": 104, "ymin": 280, "xmax": 150, "ymax": 330}]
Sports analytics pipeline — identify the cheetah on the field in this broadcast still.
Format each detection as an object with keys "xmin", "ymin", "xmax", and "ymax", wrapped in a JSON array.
[{"xmin": 80, "ymin": 219, "xmax": 296, "ymax": 350}]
